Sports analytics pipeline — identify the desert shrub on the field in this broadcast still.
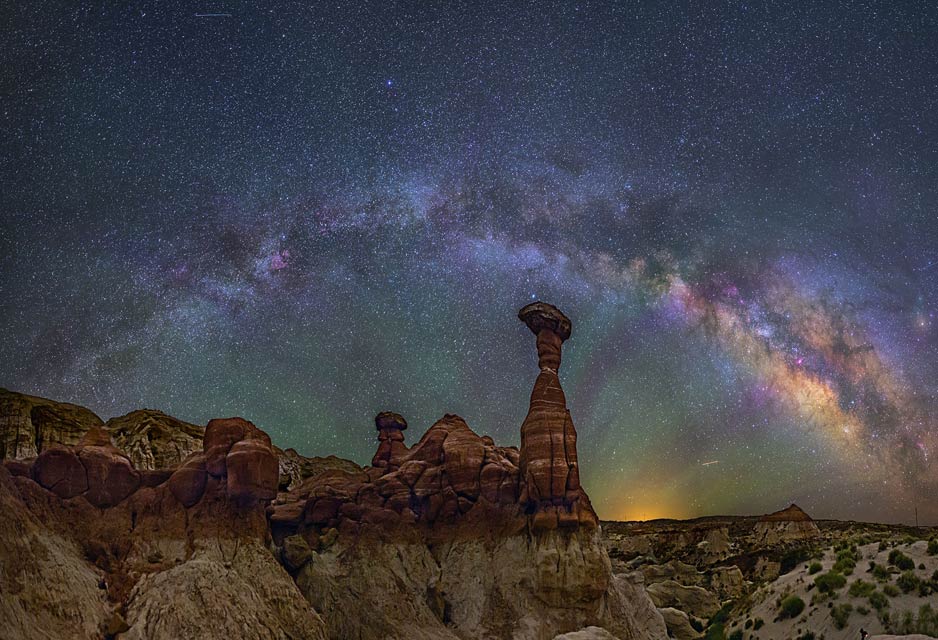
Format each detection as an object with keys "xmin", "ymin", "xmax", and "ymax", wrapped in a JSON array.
[
  {"xmin": 871, "ymin": 563, "xmax": 890, "ymax": 581},
  {"xmin": 849, "ymin": 579, "xmax": 876, "ymax": 597},
  {"xmin": 857, "ymin": 605, "xmax": 870, "ymax": 615},
  {"xmin": 893, "ymin": 603, "xmax": 938, "ymax": 637},
  {"xmin": 780, "ymin": 595, "xmax": 806, "ymax": 619},
  {"xmin": 931, "ymin": 569, "xmax": 938, "ymax": 583},
  {"xmin": 918, "ymin": 581, "xmax": 933, "ymax": 597},
  {"xmin": 869, "ymin": 590, "xmax": 889, "ymax": 611},
  {"xmin": 883, "ymin": 584, "xmax": 900, "ymax": 597},
  {"xmin": 703, "ymin": 622, "xmax": 726, "ymax": 640},
  {"xmin": 928, "ymin": 538, "xmax": 938, "ymax": 555},
  {"xmin": 888, "ymin": 549, "xmax": 915, "ymax": 571},
  {"xmin": 832, "ymin": 603, "xmax": 853, "ymax": 629},
  {"xmin": 796, "ymin": 633, "xmax": 816, "ymax": 640},
  {"xmin": 809, "ymin": 562, "xmax": 823, "ymax": 575},
  {"xmin": 744, "ymin": 619, "xmax": 752, "ymax": 629},
  {"xmin": 896, "ymin": 570, "xmax": 920, "ymax": 593},
  {"xmin": 815, "ymin": 571, "xmax": 847, "ymax": 593},
  {"xmin": 753, "ymin": 618, "xmax": 764, "ymax": 630},
  {"xmin": 878, "ymin": 540, "xmax": 889, "ymax": 552},
  {"xmin": 728, "ymin": 630, "xmax": 743, "ymax": 640}
]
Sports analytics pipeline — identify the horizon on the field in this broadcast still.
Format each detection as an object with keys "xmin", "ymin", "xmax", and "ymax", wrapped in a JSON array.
[{"xmin": 3, "ymin": 2, "xmax": 937, "ymax": 526}]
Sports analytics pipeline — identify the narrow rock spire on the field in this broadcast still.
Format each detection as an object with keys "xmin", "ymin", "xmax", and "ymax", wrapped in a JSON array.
[
  {"xmin": 372, "ymin": 411, "xmax": 408, "ymax": 470},
  {"xmin": 518, "ymin": 302, "xmax": 597, "ymax": 531}
]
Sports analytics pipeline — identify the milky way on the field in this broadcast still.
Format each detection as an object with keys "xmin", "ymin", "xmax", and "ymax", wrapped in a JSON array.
[{"xmin": 2, "ymin": 2, "xmax": 937, "ymax": 524}]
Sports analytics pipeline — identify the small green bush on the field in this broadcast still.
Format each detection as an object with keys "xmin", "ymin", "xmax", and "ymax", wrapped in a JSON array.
[
  {"xmin": 780, "ymin": 595, "xmax": 806, "ymax": 619},
  {"xmin": 869, "ymin": 590, "xmax": 889, "ymax": 611},
  {"xmin": 872, "ymin": 563, "xmax": 890, "ymax": 581},
  {"xmin": 888, "ymin": 549, "xmax": 915, "ymax": 571},
  {"xmin": 753, "ymin": 618, "xmax": 764, "ymax": 630},
  {"xmin": 927, "ymin": 538, "xmax": 938, "ymax": 555},
  {"xmin": 744, "ymin": 619, "xmax": 752, "ymax": 629},
  {"xmin": 809, "ymin": 562, "xmax": 823, "ymax": 575},
  {"xmin": 796, "ymin": 633, "xmax": 816, "ymax": 640},
  {"xmin": 832, "ymin": 603, "xmax": 853, "ymax": 629},
  {"xmin": 897, "ymin": 570, "xmax": 921, "ymax": 593},
  {"xmin": 704, "ymin": 622, "xmax": 726, "ymax": 640},
  {"xmin": 815, "ymin": 571, "xmax": 847, "ymax": 593},
  {"xmin": 849, "ymin": 579, "xmax": 876, "ymax": 597},
  {"xmin": 883, "ymin": 584, "xmax": 900, "ymax": 597},
  {"xmin": 728, "ymin": 630, "xmax": 743, "ymax": 640}
]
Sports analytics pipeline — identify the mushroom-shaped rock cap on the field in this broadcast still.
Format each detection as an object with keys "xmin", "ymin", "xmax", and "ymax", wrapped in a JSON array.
[
  {"xmin": 518, "ymin": 301, "xmax": 572, "ymax": 341},
  {"xmin": 375, "ymin": 411, "xmax": 408, "ymax": 432}
]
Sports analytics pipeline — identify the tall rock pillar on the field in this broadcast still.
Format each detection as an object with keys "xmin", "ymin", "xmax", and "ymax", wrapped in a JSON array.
[
  {"xmin": 372, "ymin": 411, "xmax": 408, "ymax": 470},
  {"xmin": 518, "ymin": 302, "xmax": 597, "ymax": 531}
]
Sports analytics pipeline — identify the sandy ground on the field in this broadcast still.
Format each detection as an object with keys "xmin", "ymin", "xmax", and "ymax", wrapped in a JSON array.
[{"xmin": 726, "ymin": 540, "xmax": 938, "ymax": 640}]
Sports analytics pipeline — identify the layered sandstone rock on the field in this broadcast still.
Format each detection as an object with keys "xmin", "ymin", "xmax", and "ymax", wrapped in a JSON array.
[
  {"xmin": 644, "ymin": 581, "xmax": 721, "ymax": 620},
  {"xmin": 518, "ymin": 302, "xmax": 597, "ymax": 531},
  {"xmin": 657, "ymin": 607, "xmax": 703, "ymax": 640},
  {"xmin": 0, "ymin": 388, "xmax": 104, "ymax": 460},
  {"xmin": 371, "ymin": 411, "xmax": 409, "ymax": 470},
  {"xmin": 106, "ymin": 409, "xmax": 204, "ymax": 470},
  {"xmin": 752, "ymin": 504, "xmax": 820, "ymax": 545},
  {"xmin": 0, "ymin": 302, "xmax": 666, "ymax": 640},
  {"xmin": 276, "ymin": 447, "xmax": 361, "ymax": 491},
  {"xmin": 0, "ymin": 415, "xmax": 325, "ymax": 640}
]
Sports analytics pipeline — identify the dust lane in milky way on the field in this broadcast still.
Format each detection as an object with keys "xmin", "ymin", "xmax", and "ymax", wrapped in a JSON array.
[{"xmin": 1, "ymin": 2, "xmax": 937, "ymax": 524}]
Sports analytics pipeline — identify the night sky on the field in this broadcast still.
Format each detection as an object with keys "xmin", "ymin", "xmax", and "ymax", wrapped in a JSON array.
[{"xmin": 2, "ymin": 2, "xmax": 937, "ymax": 525}]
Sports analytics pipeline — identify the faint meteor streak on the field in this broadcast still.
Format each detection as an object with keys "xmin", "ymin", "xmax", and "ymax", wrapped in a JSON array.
[
  {"xmin": 701, "ymin": 460, "xmax": 720, "ymax": 466},
  {"xmin": 195, "ymin": 13, "xmax": 232, "ymax": 18}
]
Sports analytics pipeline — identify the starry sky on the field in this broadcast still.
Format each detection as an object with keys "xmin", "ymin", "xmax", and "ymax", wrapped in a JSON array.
[{"xmin": 2, "ymin": 1, "xmax": 937, "ymax": 525}]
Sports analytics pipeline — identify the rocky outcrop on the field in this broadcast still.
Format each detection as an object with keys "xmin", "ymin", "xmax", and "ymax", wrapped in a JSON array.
[
  {"xmin": 0, "ymin": 388, "xmax": 104, "ymax": 460},
  {"xmin": 657, "ymin": 607, "xmax": 703, "ymax": 640},
  {"xmin": 0, "ymin": 389, "xmax": 204, "ymax": 473},
  {"xmin": 641, "ymin": 560, "xmax": 703, "ymax": 586},
  {"xmin": 708, "ymin": 565, "xmax": 746, "ymax": 599},
  {"xmin": 753, "ymin": 504, "xmax": 820, "ymax": 545},
  {"xmin": 0, "ymin": 415, "xmax": 326, "ymax": 640},
  {"xmin": 106, "ymin": 409, "xmax": 203, "ymax": 470},
  {"xmin": 277, "ymin": 447, "xmax": 361, "ymax": 491},
  {"xmin": 645, "ymin": 581, "xmax": 721, "ymax": 620}
]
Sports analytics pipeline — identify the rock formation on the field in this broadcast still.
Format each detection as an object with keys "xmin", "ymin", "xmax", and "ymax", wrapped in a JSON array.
[
  {"xmin": 518, "ymin": 302, "xmax": 597, "ymax": 531},
  {"xmin": 0, "ymin": 302, "xmax": 667, "ymax": 640},
  {"xmin": 0, "ymin": 389, "xmax": 203, "ymax": 471},
  {"xmin": 752, "ymin": 503, "xmax": 820, "ymax": 545},
  {"xmin": 371, "ymin": 410, "xmax": 409, "ymax": 470},
  {"xmin": 105, "ymin": 409, "xmax": 204, "ymax": 470},
  {"xmin": 0, "ymin": 388, "xmax": 103, "ymax": 459},
  {"xmin": 0, "ymin": 416, "xmax": 326, "ymax": 640}
]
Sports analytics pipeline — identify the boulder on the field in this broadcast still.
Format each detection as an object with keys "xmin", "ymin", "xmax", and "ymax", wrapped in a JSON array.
[
  {"xmin": 167, "ymin": 454, "xmax": 208, "ymax": 507},
  {"xmin": 645, "ymin": 580, "xmax": 721, "ymax": 620},
  {"xmin": 31, "ymin": 445, "xmax": 88, "ymax": 498},
  {"xmin": 658, "ymin": 607, "xmax": 703, "ymax": 640},
  {"xmin": 226, "ymin": 437, "xmax": 279, "ymax": 501},
  {"xmin": 76, "ymin": 428, "xmax": 140, "ymax": 508}
]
